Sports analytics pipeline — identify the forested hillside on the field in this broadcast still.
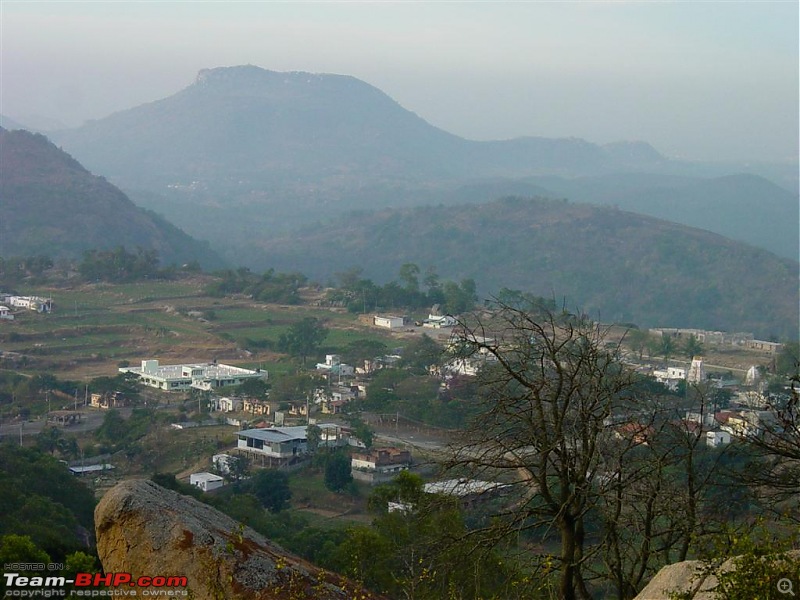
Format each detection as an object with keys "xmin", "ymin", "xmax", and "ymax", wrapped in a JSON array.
[
  {"xmin": 253, "ymin": 196, "xmax": 799, "ymax": 339},
  {"xmin": 0, "ymin": 128, "xmax": 224, "ymax": 269}
]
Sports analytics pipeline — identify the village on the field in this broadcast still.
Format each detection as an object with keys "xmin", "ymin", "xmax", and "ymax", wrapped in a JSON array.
[{"xmin": 32, "ymin": 305, "xmax": 787, "ymax": 511}]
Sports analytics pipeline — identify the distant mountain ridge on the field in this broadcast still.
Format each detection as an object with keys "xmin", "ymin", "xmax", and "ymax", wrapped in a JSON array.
[
  {"xmin": 49, "ymin": 65, "xmax": 797, "ymax": 263},
  {"xmin": 253, "ymin": 196, "xmax": 799, "ymax": 339},
  {"xmin": 56, "ymin": 65, "xmax": 666, "ymax": 189},
  {"xmin": 0, "ymin": 128, "xmax": 224, "ymax": 268},
  {"xmin": 443, "ymin": 172, "xmax": 799, "ymax": 260}
]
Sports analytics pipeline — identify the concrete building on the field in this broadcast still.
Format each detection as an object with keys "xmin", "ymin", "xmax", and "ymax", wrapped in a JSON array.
[
  {"xmin": 423, "ymin": 314, "xmax": 457, "ymax": 328},
  {"xmin": 4, "ymin": 295, "xmax": 52, "ymax": 313},
  {"xmin": 316, "ymin": 354, "xmax": 355, "ymax": 378},
  {"xmin": 652, "ymin": 366, "xmax": 687, "ymax": 391},
  {"xmin": 213, "ymin": 397, "xmax": 244, "ymax": 412},
  {"xmin": 351, "ymin": 447, "xmax": 412, "ymax": 484},
  {"xmin": 746, "ymin": 340, "xmax": 783, "ymax": 354},
  {"xmin": 119, "ymin": 359, "xmax": 267, "ymax": 391},
  {"xmin": 190, "ymin": 472, "xmax": 224, "ymax": 492},
  {"xmin": 374, "ymin": 315, "xmax": 404, "ymax": 329},
  {"xmin": 237, "ymin": 423, "xmax": 346, "ymax": 460},
  {"xmin": 243, "ymin": 398, "xmax": 270, "ymax": 416},
  {"xmin": 706, "ymin": 430, "xmax": 732, "ymax": 448},
  {"xmin": 423, "ymin": 479, "xmax": 509, "ymax": 507},
  {"xmin": 687, "ymin": 357, "xmax": 705, "ymax": 384}
]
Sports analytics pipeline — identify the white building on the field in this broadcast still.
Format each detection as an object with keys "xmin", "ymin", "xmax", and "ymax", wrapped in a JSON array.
[
  {"xmin": 190, "ymin": 472, "xmax": 224, "ymax": 492},
  {"xmin": 119, "ymin": 360, "xmax": 267, "ymax": 391},
  {"xmin": 6, "ymin": 295, "xmax": 51, "ymax": 313},
  {"xmin": 351, "ymin": 447, "xmax": 412, "ymax": 484},
  {"xmin": 653, "ymin": 366, "xmax": 686, "ymax": 391},
  {"xmin": 0, "ymin": 306, "xmax": 13, "ymax": 320},
  {"xmin": 423, "ymin": 314, "xmax": 457, "ymax": 329},
  {"xmin": 213, "ymin": 397, "xmax": 244, "ymax": 412},
  {"xmin": 706, "ymin": 430, "xmax": 732, "ymax": 448},
  {"xmin": 736, "ymin": 390, "xmax": 769, "ymax": 409},
  {"xmin": 374, "ymin": 315, "xmax": 404, "ymax": 329},
  {"xmin": 316, "ymin": 354, "xmax": 355, "ymax": 378},
  {"xmin": 687, "ymin": 357, "xmax": 705, "ymax": 384},
  {"xmin": 423, "ymin": 479, "xmax": 509, "ymax": 507}
]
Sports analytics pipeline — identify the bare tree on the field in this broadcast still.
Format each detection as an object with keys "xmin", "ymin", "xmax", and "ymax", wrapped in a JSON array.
[
  {"xmin": 740, "ymin": 362, "xmax": 800, "ymax": 515},
  {"xmin": 444, "ymin": 304, "xmax": 634, "ymax": 599},
  {"xmin": 443, "ymin": 303, "xmax": 741, "ymax": 599}
]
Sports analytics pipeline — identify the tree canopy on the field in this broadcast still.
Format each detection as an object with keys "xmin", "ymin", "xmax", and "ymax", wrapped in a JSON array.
[{"xmin": 278, "ymin": 318, "xmax": 328, "ymax": 365}]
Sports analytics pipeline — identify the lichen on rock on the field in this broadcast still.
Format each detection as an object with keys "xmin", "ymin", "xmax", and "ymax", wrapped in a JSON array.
[{"xmin": 95, "ymin": 479, "xmax": 383, "ymax": 600}]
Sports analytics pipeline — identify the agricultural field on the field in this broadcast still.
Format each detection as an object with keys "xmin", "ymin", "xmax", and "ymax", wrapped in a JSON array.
[{"xmin": 0, "ymin": 278, "xmax": 407, "ymax": 381}]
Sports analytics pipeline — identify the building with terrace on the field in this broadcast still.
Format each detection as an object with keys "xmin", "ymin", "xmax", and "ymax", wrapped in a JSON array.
[{"xmin": 119, "ymin": 359, "xmax": 267, "ymax": 391}]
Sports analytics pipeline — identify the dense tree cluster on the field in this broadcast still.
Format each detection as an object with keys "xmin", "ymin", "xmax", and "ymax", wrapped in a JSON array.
[
  {"xmin": 0, "ymin": 445, "xmax": 96, "ymax": 563},
  {"xmin": 328, "ymin": 265, "xmax": 478, "ymax": 315},
  {"xmin": 277, "ymin": 317, "xmax": 329, "ymax": 365},
  {"xmin": 206, "ymin": 267, "xmax": 307, "ymax": 304},
  {"xmin": 78, "ymin": 246, "xmax": 166, "ymax": 283},
  {"xmin": 0, "ymin": 255, "xmax": 54, "ymax": 285}
]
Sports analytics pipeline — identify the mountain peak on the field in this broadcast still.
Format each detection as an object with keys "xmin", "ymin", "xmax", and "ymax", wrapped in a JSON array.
[
  {"xmin": 192, "ymin": 65, "xmax": 361, "ymax": 91},
  {"xmin": 195, "ymin": 64, "xmax": 275, "ymax": 85}
]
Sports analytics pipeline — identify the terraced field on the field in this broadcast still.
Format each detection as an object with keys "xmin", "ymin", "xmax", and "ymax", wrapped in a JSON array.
[{"xmin": 0, "ymin": 277, "xmax": 399, "ymax": 380}]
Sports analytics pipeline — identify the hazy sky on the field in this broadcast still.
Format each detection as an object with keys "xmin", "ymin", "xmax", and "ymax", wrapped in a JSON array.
[{"xmin": 1, "ymin": 1, "xmax": 797, "ymax": 162}]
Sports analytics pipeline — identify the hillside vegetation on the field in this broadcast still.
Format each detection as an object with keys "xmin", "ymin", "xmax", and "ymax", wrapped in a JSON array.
[
  {"xmin": 0, "ymin": 128, "xmax": 224, "ymax": 268},
  {"xmin": 48, "ymin": 65, "xmax": 798, "ymax": 265},
  {"xmin": 254, "ymin": 196, "xmax": 799, "ymax": 339}
]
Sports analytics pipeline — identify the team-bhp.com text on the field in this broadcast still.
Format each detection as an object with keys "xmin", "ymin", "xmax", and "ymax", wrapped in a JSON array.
[{"xmin": 4, "ymin": 573, "xmax": 189, "ymax": 597}]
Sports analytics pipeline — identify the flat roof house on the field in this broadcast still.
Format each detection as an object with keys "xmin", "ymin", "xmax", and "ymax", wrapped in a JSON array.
[
  {"xmin": 119, "ymin": 359, "xmax": 267, "ymax": 391},
  {"xmin": 374, "ymin": 315, "xmax": 404, "ymax": 329},
  {"xmin": 190, "ymin": 472, "xmax": 224, "ymax": 492},
  {"xmin": 352, "ymin": 447, "xmax": 412, "ymax": 484},
  {"xmin": 423, "ymin": 478, "xmax": 509, "ymax": 507},
  {"xmin": 237, "ymin": 424, "xmax": 343, "ymax": 460},
  {"xmin": 237, "ymin": 426, "xmax": 311, "ymax": 459}
]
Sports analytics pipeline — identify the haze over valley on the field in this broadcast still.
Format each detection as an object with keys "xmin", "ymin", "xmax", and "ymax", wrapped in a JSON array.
[
  {"xmin": 2, "ymin": 4, "xmax": 800, "ymax": 600},
  {"xmin": 1, "ymin": 59, "xmax": 797, "ymax": 337}
]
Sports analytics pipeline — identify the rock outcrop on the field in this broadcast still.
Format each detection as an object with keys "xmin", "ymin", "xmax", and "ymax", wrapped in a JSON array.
[
  {"xmin": 634, "ymin": 551, "xmax": 800, "ymax": 599},
  {"xmin": 633, "ymin": 558, "xmax": 726, "ymax": 599},
  {"xmin": 95, "ymin": 479, "xmax": 383, "ymax": 600}
]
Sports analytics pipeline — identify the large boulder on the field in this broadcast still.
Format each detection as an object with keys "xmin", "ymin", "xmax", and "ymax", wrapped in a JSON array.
[
  {"xmin": 633, "ymin": 558, "xmax": 727, "ymax": 599},
  {"xmin": 634, "ymin": 552, "xmax": 800, "ymax": 599},
  {"xmin": 95, "ymin": 479, "xmax": 383, "ymax": 600}
]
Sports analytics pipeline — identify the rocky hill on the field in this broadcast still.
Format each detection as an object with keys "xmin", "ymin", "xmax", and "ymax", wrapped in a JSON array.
[
  {"xmin": 53, "ymin": 65, "xmax": 665, "ymax": 190},
  {"xmin": 95, "ymin": 479, "xmax": 385, "ymax": 600},
  {"xmin": 253, "ymin": 196, "xmax": 799, "ymax": 339},
  {"xmin": 0, "ymin": 128, "xmax": 224, "ymax": 268}
]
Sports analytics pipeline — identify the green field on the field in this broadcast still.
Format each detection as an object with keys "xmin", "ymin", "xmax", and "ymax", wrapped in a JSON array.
[{"xmin": 0, "ymin": 279, "xmax": 413, "ymax": 381}]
